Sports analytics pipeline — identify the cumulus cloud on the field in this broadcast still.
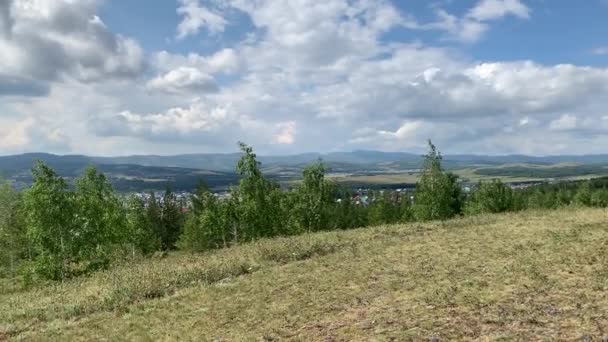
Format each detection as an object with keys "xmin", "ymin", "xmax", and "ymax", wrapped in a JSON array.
[
  {"xmin": 176, "ymin": 0, "xmax": 228, "ymax": 39},
  {"xmin": 146, "ymin": 67, "xmax": 218, "ymax": 94},
  {"xmin": 0, "ymin": 117, "xmax": 70, "ymax": 153},
  {"xmin": 126, "ymin": 0, "xmax": 606, "ymax": 154},
  {"xmin": 91, "ymin": 99, "xmax": 299, "ymax": 151},
  {"xmin": 412, "ymin": 0, "xmax": 531, "ymax": 43},
  {"xmin": 228, "ymin": 0, "xmax": 404, "ymax": 67},
  {"xmin": 274, "ymin": 122, "xmax": 296, "ymax": 145},
  {"xmin": 4, "ymin": 0, "xmax": 608, "ymax": 156},
  {"xmin": 0, "ymin": 0, "xmax": 145, "ymax": 96},
  {"xmin": 468, "ymin": 0, "xmax": 530, "ymax": 21}
]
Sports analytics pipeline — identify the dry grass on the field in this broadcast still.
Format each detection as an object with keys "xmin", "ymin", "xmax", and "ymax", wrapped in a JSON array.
[{"xmin": 2, "ymin": 208, "xmax": 608, "ymax": 341}]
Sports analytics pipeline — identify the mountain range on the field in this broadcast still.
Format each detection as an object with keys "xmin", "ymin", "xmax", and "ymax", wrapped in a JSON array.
[{"xmin": 2, "ymin": 151, "xmax": 608, "ymax": 191}]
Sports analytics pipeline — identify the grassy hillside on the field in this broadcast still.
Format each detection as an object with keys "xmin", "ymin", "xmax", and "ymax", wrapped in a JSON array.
[{"xmin": 2, "ymin": 208, "xmax": 608, "ymax": 340}]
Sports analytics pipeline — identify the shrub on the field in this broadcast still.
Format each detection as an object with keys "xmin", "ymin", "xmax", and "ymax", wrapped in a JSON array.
[
  {"xmin": 413, "ymin": 141, "xmax": 462, "ymax": 221},
  {"xmin": 465, "ymin": 179, "xmax": 514, "ymax": 215}
]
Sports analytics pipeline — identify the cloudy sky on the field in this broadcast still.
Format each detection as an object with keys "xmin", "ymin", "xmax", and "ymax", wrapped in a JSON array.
[{"xmin": 1, "ymin": 0, "xmax": 607, "ymax": 156}]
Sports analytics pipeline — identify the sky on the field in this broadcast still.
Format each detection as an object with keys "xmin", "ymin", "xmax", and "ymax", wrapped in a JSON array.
[{"xmin": 1, "ymin": 0, "xmax": 608, "ymax": 156}]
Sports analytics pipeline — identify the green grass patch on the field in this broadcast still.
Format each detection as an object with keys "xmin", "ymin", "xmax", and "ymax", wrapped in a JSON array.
[{"xmin": 2, "ymin": 208, "xmax": 608, "ymax": 340}]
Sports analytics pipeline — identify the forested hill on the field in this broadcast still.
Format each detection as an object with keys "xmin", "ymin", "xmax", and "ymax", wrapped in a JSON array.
[
  {"xmin": 3, "ymin": 151, "xmax": 608, "ymax": 192},
  {"xmin": 4, "ymin": 151, "xmax": 608, "ymax": 173}
]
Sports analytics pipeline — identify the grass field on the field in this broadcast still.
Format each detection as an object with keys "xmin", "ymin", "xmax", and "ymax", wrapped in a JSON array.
[
  {"xmin": 328, "ymin": 164, "xmax": 608, "ymax": 186},
  {"xmin": 2, "ymin": 208, "xmax": 608, "ymax": 340}
]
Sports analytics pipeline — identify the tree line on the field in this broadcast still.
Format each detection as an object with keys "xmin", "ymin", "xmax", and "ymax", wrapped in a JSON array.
[{"xmin": 2, "ymin": 141, "xmax": 608, "ymax": 282}]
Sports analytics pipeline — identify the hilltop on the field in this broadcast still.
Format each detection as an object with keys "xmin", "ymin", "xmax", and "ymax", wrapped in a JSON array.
[{"xmin": 2, "ymin": 208, "xmax": 607, "ymax": 340}]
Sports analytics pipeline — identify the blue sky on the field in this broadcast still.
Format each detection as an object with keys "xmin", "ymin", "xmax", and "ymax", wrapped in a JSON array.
[
  {"xmin": 1, "ymin": 0, "xmax": 608, "ymax": 156},
  {"xmin": 98, "ymin": 0, "xmax": 608, "ymax": 66}
]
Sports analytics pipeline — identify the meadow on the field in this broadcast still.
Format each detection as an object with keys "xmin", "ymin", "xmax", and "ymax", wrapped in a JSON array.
[{"xmin": 2, "ymin": 208, "xmax": 607, "ymax": 340}]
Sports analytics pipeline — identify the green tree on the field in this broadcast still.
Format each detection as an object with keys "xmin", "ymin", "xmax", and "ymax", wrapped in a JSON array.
[
  {"xmin": 590, "ymin": 189, "xmax": 608, "ymax": 208},
  {"xmin": 125, "ymin": 195, "xmax": 161, "ymax": 255},
  {"xmin": 330, "ymin": 190, "xmax": 368, "ymax": 230},
  {"xmin": 291, "ymin": 161, "xmax": 336, "ymax": 232},
  {"xmin": 23, "ymin": 162, "xmax": 76, "ymax": 280},
  {"xmin": 399, "ymin": 191, "xmax": 414, "ymax": 222},
  {"xmin": 465, "ymin": 179, "xmax": 515, "ymax": 215},
  {"xmin": 368, "ymin": 191, "xmax": 401, "ymax": 225},
  {"xmin": 178, "ymin": 190, "xmax": 227, "ymax": 251},
  {"xmin": 527, "ymin": 189, "xmax": 559, "ymax": 209},
  {"xmin": 160, "ymin": 189, "xmax": 184, "ymax": 250},
  {"xmin": 191, "ymin": 180, "xmax": 210, "ymax": 214},
  {"xmin": 0, "ymin": 180, "xmax": 27, "ymax": 278},
  {"xmin": 234, "ymin": 142, "xmax": 282, "ymax": 240},
  {"xmin": 413, "ymin": 141, "xmax": 462, "ymax": 221},
  {"xmin": 145, "ymin": 192, "xmax": 164, "ymax": 249},
  {"xmin": 574, "ymin": 181, "xmax": 593, "ymax": 207},
  {"xmin": 73, "ymin": 167, "xmax": 128, "ymax": 272}
]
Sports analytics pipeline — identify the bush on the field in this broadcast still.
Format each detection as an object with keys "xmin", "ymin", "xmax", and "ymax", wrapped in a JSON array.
[
  {"xmin": 590, "ymin": 189, "xmax": 608, "ymax": 208},
  {"xmin": 413, "ymin": 141, "xmax": 462, "ymax": 221},
  {"xmin": 574, "ymin": 181, "xmax": 593, "ymax": 207},
  {"xmin": 465, "ymin": 179, "xmax": 514, "ymax": 215},
  {"xmin": 125, "ymin": 196, "xmax": 161, "ymax": 255},
  {"xmin": 178, "ymin": 191, "xmax": 229, "ymax": 251},
  {"xmin": 290, "ymin": 162, "xmax": 337, "ymax": 232}
]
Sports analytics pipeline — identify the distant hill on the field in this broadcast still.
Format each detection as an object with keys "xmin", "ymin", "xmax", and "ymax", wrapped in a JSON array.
[
  {"xmin": 89, "ymin": 150, "xmax": 422, "ymax": 172},
  {"xmin": 5, "ymin": 151, "xmax": 608, "ymax": 173},
  {"xmin": 0, "ymin": 153, "xmax": 239, "ymax": 192},
  {"xmin": 3, "ymin": 151, "xmax": 608, "ymax": 191}
]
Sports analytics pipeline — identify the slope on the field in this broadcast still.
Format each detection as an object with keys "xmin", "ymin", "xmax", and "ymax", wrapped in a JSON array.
[{"xmin": 2, "ymin": 208, "xmax": 608, "ymax": 340}]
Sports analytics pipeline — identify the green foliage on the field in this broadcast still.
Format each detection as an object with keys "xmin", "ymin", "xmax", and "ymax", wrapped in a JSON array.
[
  {"xmin": 0, "ymin": 180, "xmax": 27, "ymax": 278},
  {"xmin": 574, "ymin": 181, "xmax": 593, "ymax": 207},
  {"xmin": 145, "ymin": 192, "xmax": 164, "ymax": 249},
  {"xmin": 178, "ymin": 190, "xmax": 228, "ymax": 251},
  {"xmin": 465, "ymin": 179, "xmax": 515, "ymax": 215},
  {"xmin": 330, "ymin": 193, "xmax": 368, "ymax": 230},
  {"xmin": 9, "ymin": 141, "xmax": 608, "ymax": 286},
  {"xmin": 125, "ymin": 196, "xmax": 161, "ymax": 255},
  {"xmin": 20, "ymin": 163, "xmax": 158, "ymax": 280},
  {"xmin": 367, "ymin": 191, "xmax": 404, "ymax": 225},
  {"xmin": 590, "ymin": 189, "xmax": 608, "ymax": 208},
  {"xmin": 73, "ymin": 167, "xmax": 128, "ymax": 272},
  {"xmin": 160, "ymin": 189, "xmax": 185, "ymax": 250},
  {"xmin": 290, "ymin": 161, "xmax": 337, "ymax": 232},
  {"xmin": 23, "ymin": 162, "xmax": 78, "ymax": 280},
  {"xmin": 234, "ymin": 142, "xmax": 284, "ymax": 240},
  {"xmin": 413, "ymin": 141, "xmax": 462, "ymax": 221}
]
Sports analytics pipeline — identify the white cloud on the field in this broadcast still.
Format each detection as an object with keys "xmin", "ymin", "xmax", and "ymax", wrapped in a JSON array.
[
  {"xmin": 274, "ymin": 122, "xmax": 296, "ymax": 145},
  {"xmin": 146, "ymin": 67, "xmax": 218, "ymax": 94},
  {"xmin": 0, "ymin": 117, "xmax": 70, "ymax": 153},
  {"xmin": 4, "ymin": 0, "xmax": 608, "ymax": 156},
  {"xmin": 176, "ymin": 0, "xmax": 228, "ymax": 39},
  {"xmin": 92, "ymin": 99, "xmax": 299, "ymax": 151},
  {"xmin": 151, "ymin": 48, "xmax": 242, "ymax": 80},
  {"xmin": 468, "ymin": 0, "xmax": 530, "ymax": 21},
  {"xmin": 0, "ymin": 0, "xmax": 145, "ymax": 96},
  {"xmin": 413, "ymin": 0, "xmax": 531, "ymax": 43},
  {"xmin": 549, "ymin": 114, "xmax": 578, "ymax": 131}
]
